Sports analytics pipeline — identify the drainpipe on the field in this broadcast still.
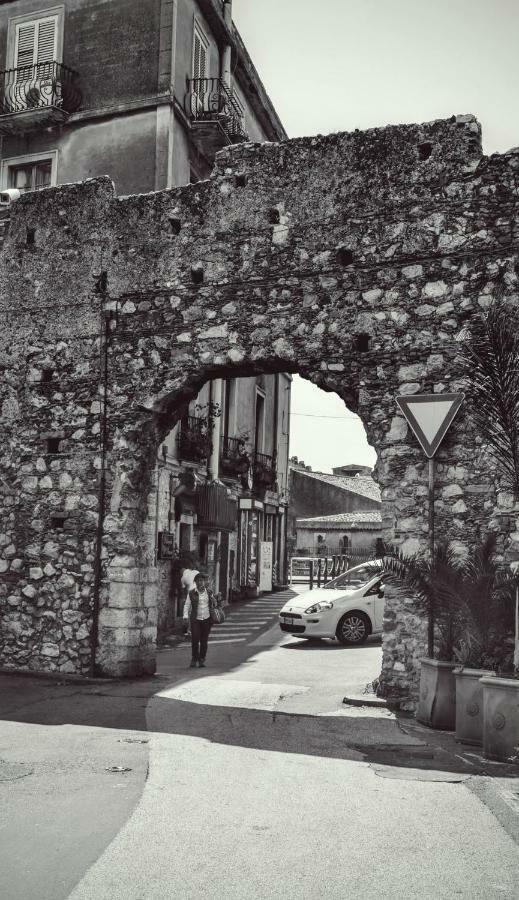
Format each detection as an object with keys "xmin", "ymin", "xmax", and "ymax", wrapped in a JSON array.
[
  {"xmin": 273, "ymin": 374, "xmax": 279, "ymax": 465},
  {"xmin": 166, "ymin": 0, "xmax": 178, "ymax": 188},
  {"xmin": 209, "ymin": 379, "xmax": 223, "ymax": 481},
  {"xmin": 221, "ymin": 0, "xmax": 233, "ymax": 90},
  {"xmin": 91, "ymin": 307, "xmax": 112, "ymax": 677}
]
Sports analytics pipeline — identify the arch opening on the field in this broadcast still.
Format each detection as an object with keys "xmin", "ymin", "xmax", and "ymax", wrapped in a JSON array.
[{"xmin": 2, "ymin": 115, "xmax": 508, "ymax": 711}]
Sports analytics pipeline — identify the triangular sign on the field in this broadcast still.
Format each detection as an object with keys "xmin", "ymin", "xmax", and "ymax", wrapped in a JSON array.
[{"xmin": 396, "ymin": 393, "xmax": 464, "ymax": 458}]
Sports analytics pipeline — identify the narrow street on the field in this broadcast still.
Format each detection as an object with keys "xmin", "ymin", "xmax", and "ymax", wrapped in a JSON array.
[{"xmin": 1, "ymin": 588, "xmax": 519, "ymax": 900}]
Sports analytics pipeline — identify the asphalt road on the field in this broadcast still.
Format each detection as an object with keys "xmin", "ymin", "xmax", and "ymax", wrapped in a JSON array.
[{"xmin": 1, "ymin": 587, "xmax": 519, "ymax": 900}]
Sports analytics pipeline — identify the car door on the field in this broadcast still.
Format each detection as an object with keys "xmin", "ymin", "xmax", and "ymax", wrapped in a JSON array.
[{"xmin": 363, "ymin": 578, "xmax": 385, "ymax": 631}]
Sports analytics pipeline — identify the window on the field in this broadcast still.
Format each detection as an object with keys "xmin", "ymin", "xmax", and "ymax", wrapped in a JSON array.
[
  {"xmin": 232, "ymin": 91, "xmax": 245, "ymax": 118},
  {"xmin": 254, "ymin": 390, "xmax": 265, "ymax": 454},
  {"xmin": 192, "ymin": 20, "xmax": 209, "ymax": 94},
  {"xmin": 223, "ymin": 379, "xmax": 236, "ymax": 438},
  {"xmin": 1, "ymin": 152, "xmax": 58, "ymax": 193},
  {"xmin": 7, "ymin": 7, "xmax": 64, "ymax": 71},
  {"xmin": 324, "ymin": 564, "xmax": 382, "ymax": 591},
  {"xmin": 14, "ymin": 16, "xmax": 58, "ymax": 71},
  {"xmin": 340, "ymin": 534, "xmax": 350, "ymax": 552},
  {"xmin": 9, "ymin": 160, "xmax": 51, "ymax": 192}
]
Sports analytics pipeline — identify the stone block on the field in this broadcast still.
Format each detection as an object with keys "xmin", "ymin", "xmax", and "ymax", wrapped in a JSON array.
[
  {"xmin": 108, "ymin": 580, "xmax": 144, "ymax": 609},
  {"xmin": 387, "ymin": 416, "xmax": 408, "ymax": 441},
  {"xmin": 422, "ymin": 280, "xmax": 447, "ymax": 299},
  {"xmin": 98, "ymin": 626, "xmax": 144, "ymax": 648},
  {"xmin": 99, "ymin": 607, "xmax": 147, "ymax": 630},
  {"xmin": 41, "ymin": 643, "xmax": 60, "ymax": 658}
]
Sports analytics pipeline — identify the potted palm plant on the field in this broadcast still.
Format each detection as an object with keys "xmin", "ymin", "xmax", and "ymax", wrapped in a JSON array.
[
  {"xmin": 382, "ymin": 543, "xmax": 464, "ymax": 730},
  {"xmin": 479, "ymin": 570, "xmax": 519, "ymax": 761},
  {"xmin": 452, "ymin": 534, "xmax": 508, "ymax": 745},
  {"xmin": 461, "ymin": 300, "xmax": 519, "ymax": 760}
]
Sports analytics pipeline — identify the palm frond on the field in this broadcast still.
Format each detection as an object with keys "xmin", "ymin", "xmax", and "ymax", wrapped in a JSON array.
[{"xmin": 461, "ymin": 302, "xmax": 519, "ymax": 496}]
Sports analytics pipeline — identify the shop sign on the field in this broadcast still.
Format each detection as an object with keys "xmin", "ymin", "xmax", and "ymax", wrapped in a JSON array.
[
  {"xmin": 158, "ymin": 531, "xmax": 176, "ymax": 560},
  {"xmin": 260, "ymin": 541, "xmax": 273, "ymax": 591}
]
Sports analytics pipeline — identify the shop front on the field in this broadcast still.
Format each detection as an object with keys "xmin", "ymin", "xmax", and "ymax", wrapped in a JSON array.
[{"xmin": 238, "ymin": 499, "xmax": 286, "ymax": 596}]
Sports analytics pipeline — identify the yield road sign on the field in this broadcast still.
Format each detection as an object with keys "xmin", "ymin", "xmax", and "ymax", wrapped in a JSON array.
[{"xmin": 396, "ymin": 393, "xmax": 464, "ymax": 458}]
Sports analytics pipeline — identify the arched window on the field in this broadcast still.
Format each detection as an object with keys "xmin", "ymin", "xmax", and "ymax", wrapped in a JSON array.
[
  {"xmin": 317, "ymin": 534, "xmax": 324, "ymax": 544},
  {"xmin": 340, "ymin": 534, "xmax": 350, "ymax": 552}
]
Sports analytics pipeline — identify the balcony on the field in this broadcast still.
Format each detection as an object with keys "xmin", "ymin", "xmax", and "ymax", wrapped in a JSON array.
[
  {"xmin": 0, "ymin": 62, "xmax": 81, "ymax": 135},
  {"xmin": 178, "ymin": 415, "xmax": 212, "ymax": 463},
  {"xmin": 184, "ymin": 77, "xmax": 248, "ymax": 158},
  {"xmin": 220, "ymin": 436, "xmax": 251, "ymax": 479},
  {"xmin": 197, "ymin": 482, "xmax": 237, "ymax": 532},
  {"xmin": 253, "ymin": 451, "xmax": 277, "ymax": 492}
]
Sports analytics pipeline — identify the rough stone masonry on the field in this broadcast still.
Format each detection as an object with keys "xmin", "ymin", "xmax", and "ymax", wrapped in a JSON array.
[{"xmin": 1, "ymin": 114, "xmax": 519, "ymax": 708}]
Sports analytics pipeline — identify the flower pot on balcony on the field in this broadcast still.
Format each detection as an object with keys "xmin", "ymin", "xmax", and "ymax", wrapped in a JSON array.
[
  {"xmin": 178, "ymin": 432, "xmax": 212, "ymax": 462},
  {"xmin": 454, "ymin": 667, "xmax": 495, "ymax": 745},
  {"xmin": 481, "ymin": 675, "xmax": 519, "ymax": 762},
  {"xmin": 220, "ymin": 455, "xmax": 249, "ymax": 477},
  {"xmin": 417, "ymin": 658, "xmax": 457, "ymax": 730}
]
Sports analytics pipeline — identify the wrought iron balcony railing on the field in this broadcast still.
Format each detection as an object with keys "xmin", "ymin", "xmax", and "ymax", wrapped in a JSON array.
[
  {"xmin": 220, "ymin": 435, "xmax": 250, "ymax": 477},
  {"xmin": 253, "ymin": 451, "xmax": 277, "ymax": 491},
  {"xmin": 178, "ymin": 415, "xmax": 212, "ymax": 463},
  {"xmin": 184, "ymin": 77, "xmax": 248, "ymax": 143},
  {"xmin": 0, "ymin": 61, "xmax": 81, "ymax": 119}
]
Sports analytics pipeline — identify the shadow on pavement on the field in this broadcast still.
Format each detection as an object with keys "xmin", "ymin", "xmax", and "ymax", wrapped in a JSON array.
[
  {"xmin": 1, "ymin": 586, "xmax": 517, "ymax": 781},
  {"xmin": 281, "ymin": 636, "xmax": 382, "ymax": 651},
  {"xmin": 2, "ymin": 670, "xmax": 517, "ymax": 780}
]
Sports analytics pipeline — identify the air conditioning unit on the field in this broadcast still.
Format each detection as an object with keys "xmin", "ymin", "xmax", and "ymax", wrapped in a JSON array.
[{"xmin": 0, "ymin": 188, "xmax": 21, "ymax": 207}]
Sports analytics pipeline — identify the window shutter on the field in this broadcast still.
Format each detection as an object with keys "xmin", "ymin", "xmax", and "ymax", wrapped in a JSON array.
[
  {"xmin": 15, "ymin": 22, "xmax": 36, "ymax": 69},
  {"xmin": 199, "ymin": 41, "xmax": 206, "ymax": 82},
  {"xmin": 36, "ymin": 19, "xmax": 57, "ymax": 65},
  {"xmin": 193, "ymin": 24, "xmax": 208, "ymax": 82},
  {"xmin": 193, "ymin": 33, "xmax": 201, "ymax": 81}
]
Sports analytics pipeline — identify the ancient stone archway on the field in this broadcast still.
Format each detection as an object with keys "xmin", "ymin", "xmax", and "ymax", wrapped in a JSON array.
[{"xmin": 1, "ymin": 114, "xmax": 518, "ymax": 707}]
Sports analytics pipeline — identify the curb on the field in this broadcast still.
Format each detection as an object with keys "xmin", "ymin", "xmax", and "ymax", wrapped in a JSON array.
[{"xmin": 343, "ymin": 693, "xmax": 388, "ymax": 709}]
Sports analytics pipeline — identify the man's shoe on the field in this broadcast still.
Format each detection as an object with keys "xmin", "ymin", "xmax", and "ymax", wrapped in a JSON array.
[
  {"xmin": 190, "ymin": 659, "xmax": 198, "ymax": 668},
  {"xmin": 198, "ymin": 659, "xmax": 206, "ymax": 668}
]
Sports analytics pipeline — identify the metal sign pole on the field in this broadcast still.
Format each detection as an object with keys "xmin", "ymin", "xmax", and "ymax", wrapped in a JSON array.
[
  {"xmin": 428, "ymin": 456, "xmax": 435, "ymax": 658},
  {"xmin": 396, "ymin": 392, "xmax": 464, "ymax": 659}
]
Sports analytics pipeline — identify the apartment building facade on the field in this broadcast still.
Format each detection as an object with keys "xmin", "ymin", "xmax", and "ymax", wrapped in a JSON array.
[
  {"xmin": 0, "ymin": 0, "xmax": 290, "ymax": 640},
  {"xmin": 156, "ymin": 373, "xmax": 292, "ymax": 636},
  {"xmin": 0, "ymin": 0, "xmax": 285, "ymax": 191}
]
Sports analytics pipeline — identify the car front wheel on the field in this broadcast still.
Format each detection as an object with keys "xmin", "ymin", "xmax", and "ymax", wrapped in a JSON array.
[{"xmin": 336, "ymin": 612, "xmax": 370, "ymax": 645}]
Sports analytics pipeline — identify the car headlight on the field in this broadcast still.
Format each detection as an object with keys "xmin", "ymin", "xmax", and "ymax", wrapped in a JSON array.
[{"xmin": 304, "ymin": 600, "xmax": 334, "ymax": 614}]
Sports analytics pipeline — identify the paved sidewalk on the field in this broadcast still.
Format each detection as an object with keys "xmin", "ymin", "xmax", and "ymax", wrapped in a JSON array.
[{"xmin": 1, "ymin": 587, "xmax": 518, "ymax": 899}]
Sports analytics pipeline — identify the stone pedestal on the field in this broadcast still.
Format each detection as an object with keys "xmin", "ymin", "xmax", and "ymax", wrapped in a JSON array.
[
  {"xmin": 481, "ymin": 676, "xmax": 519, "ymax": 762},
  {"xmin": 417, "ymin": 658, "xmax": 457, "ymax": 730},
  {"xmin": 454, "ymin": 667, "xmax": 494, "ymax": 745},
  {"xmin": 96, "ymin": 560, "xmax": 158, "ymax": 677}
]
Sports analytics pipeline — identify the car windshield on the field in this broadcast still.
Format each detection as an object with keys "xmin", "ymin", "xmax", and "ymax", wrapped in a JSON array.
[{"xmin": 323, "ymin": 563, "xmax": 382, "ymax": 590}]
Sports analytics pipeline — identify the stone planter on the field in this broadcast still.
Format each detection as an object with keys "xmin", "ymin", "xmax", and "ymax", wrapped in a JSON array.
[
  {"xmin": 417, "ymin": 658, "xmax": 457, "ymax": 730},
  {"xmin": 481, "ymin": 676, "xmax": 519, "ymax": 762},
  {"xmin": 454, "ymin": 667, "xmax": 494, "ymax": 745}
]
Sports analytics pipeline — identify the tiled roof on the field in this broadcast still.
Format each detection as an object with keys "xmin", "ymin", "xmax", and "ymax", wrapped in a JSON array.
[
  {"xmin": 297, "ymin": 511, "xmax": 382, "ymax": 530},
  {"xmin": 291, "ymin": 467, "xmax": 381, "ymax": 503}
]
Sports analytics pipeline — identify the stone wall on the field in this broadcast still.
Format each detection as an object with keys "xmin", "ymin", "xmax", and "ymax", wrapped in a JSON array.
[{"xmin": 1, "ymin": 115, "xmax": 519, "ymax": 706}]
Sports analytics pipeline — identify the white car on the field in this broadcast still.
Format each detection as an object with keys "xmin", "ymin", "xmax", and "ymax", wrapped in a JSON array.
[{"xmin": 279, "ymin": 561, "xmax": 384, "ymax": 645}]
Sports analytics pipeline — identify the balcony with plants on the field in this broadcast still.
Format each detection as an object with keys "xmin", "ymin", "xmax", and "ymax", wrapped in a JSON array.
[
  {"xmin": 177, "ymin": 414, "xmax": 212, "ymax": 464},
  {"xmin": 0, "ymin": 61, "xmax": 81, "ymax": 134},
  {"xmin": 253, "ymin": 450, "xmax": 277, "ymax": 493},
  {"xmin": 220, "ymin": 435, "xmax": 251, "ymax": 479}
]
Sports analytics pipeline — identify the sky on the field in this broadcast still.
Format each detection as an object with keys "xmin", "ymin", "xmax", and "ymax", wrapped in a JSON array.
[{"xmin": 232, "ymin": 0, "xmax": 519, "ymax": 473}]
